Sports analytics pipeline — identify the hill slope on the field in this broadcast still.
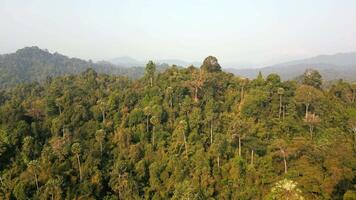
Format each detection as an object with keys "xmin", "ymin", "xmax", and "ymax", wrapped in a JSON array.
[{"xmin": 0, "ymin": 47, "xmax": 151, "ymax": 89}]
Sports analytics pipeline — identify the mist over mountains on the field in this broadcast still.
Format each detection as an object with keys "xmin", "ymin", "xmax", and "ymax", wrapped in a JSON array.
[
  {"xmin": 108, "ymin": 57, "xmax": 201, "ymax": 68},
  {"xmin": 226, "ymin": 52, "xmax": 356, "ymax": 81},
  {"xmin": 1, "ymin": 46, "xmax": 355, "ymax": 89}
]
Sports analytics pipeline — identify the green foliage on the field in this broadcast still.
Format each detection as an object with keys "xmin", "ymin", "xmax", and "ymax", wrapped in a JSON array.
[
  {"xmin": 302, "ymin": 69, "xmax": 323, "ymax": 89},
  {"xmin": 0, "ymin": 65, "xmax": 354, "ymax": 199},
  {"xmin": 266, "ymin": 179, "xmax": 305, "ymax": 200},
  {"xmin": 200, "ymin": 56, "xmax": 221, "ymax": 72}
]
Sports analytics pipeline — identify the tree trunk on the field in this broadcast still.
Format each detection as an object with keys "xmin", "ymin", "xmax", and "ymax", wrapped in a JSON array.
[
  {"xmin": 283, "ymin": 156, "xmax": 288, "ymax": 174},
  {"xmin": 76, "ymin": 154, "xmax": 82, "ymax": 181},
  {"xmin": 309, "ymin": 124, "xmax": 314, "ymax": 140},
  {"xmin": 280, "ymin": 148, "xmax": 288, "ymax": 174},
  {"xmin": 238, "ymin": 135, "xmax": 241, "ymax": 157},
  {"xmin": 35, "ymin": 173, "xmax": 39, "ymax": 190},
  {"xmin": 210, "ymin": 121, "xmax": 213, "ymax": 145},
  {"xmin": 194, "ymin": 87, "xmax": 198, "ymax": 102},
  {"xmin": 146, "ymin": 116, "xmax": 149, "ymax": 133},
  {"xmin": 152, "ymin": 126, "xmax": 155, "ymax": 146},
  {"xmin": 100, "ymin": 142, "xmax": 103, "ymax": 158},
  {"xmin": 150, "ymin": 77, "xmax": 153, "ymax": 87},
  {"xmin": 58, "ymin": 106, "xmax": 62, "ymax": 115},
  {"xmin": 102, "ymin": 110, "xmax": 105, "ymax": 123},
  {"xmin": 183, "ymin": 131, "xmax": 188, "ymax": 158},
  {"xmin": 305, "ymin": 103, "xmax": 310, "ymax": 119},
  {"xmin": 251, "ymin": 149, "xmax": 254, "ymax": 165},
  {"xmin": 217, "ymin": 156, "xmax": 220, "ymax": 169}
]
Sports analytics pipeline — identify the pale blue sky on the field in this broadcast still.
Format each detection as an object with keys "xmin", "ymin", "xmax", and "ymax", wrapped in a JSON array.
[{"xmin": 1, "ymin": 0, "xmax": 356, "ymax": 67}]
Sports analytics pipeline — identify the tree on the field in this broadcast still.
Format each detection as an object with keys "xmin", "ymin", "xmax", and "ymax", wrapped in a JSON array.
[
  {"xmin": 266, "ymin": 179, "xmax": 305, "ymax": 200},
  {"xmin": 95, "ymin": 129, "xmax": 106, "ymax": 157},
  {"xmin": 230, "ymin": 117, "xmax": 250, "ymax": 157},
  {"xmin": 206, "ymin": 99, "xmax": 217, "ymax": 145},
  {"xmin": 239, "ymin": 78, "xmax": 248, "ymax": 103},
  {"xmin": 143, "ymin": 106, "xmax": 151, "ymax": 133},
  {"xmin": 352, "ymin": 83, "xmax": 356, "ymax": 103},
  {"xmin": 266, "ymin": 73, "xmax": 281, "ymax": 86},
  {"xmin": 277, "ymin": 88, "xmax": 285, "ymax": 119},
  {"xmin": 145, "ymin": 61, "xmax": 156, "ymax": 87},
  {"xmin": 303, "ymin": 112, "xmax": 321, "ymax": 139},
  {"xmin": 22, "ymin": 136, "xmax": 34, "ymax": 163},
  {"xmin": 166, "ymin": 86, "xmax": 174, "ymax": 108},
  {"xmin": 97, "ymin": 98, "xmax": 108, "ymax": 123},
  {"xmin": 200, "ymin": 56, "xmax": 221, "ymax": 72},
  {"xmin": 295, "ymin": 85, "xmax": 323, "ymax": 119},
  {"xmin": 253, "ymin": 71, "xmax": 265, "ymax": 86},
  {"xmin": 27, "ymin": 160, "xmax": 40, "ymax": 190},
  {"xmin": 176, "ymin": 120, "xmax": 189, "ymax": 158},
  {"xmin": 42, "ymin": 178, "xmax": 63, "ymax": 200},
  {"xmin": 150, "ymin": 116, "xmax": 158, "ymax": 146},
  {"xmin": 302, "ymin": 69, "xmax": 322, "ymax": 89},
  {"xmin": 189, "ymin": 69, "xmax": 206, "ymax": 102},
  {"xmin": 172, "ymin": 180, "xmax": 195, "ymax": 200},
  {"xmin": 271, "ymin": 139, "xmax": 289, "ymax": 174},
  {"xmin": 71, "ymin": 143, "xmax": 82, "ymax": 181}
]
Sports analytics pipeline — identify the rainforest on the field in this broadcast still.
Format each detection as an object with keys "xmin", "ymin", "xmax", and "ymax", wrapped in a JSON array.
[{"xmin": 0, "ymin": 56, "xmax": 355, "ymax": 200}]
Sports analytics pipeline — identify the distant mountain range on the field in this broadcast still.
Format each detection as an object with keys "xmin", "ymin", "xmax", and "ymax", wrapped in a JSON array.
[
  {"xmin": 108, "ymin": 57, "xmax": 201, "ymax": 68},
  {"xmin": 226, "ymin": 52, "xmax": 356, "ymax": 81},
  {"xmin": 109, "ymin": 56, "xmax": 144, "ymax": 67},
  {"xmin": 1, "ymin": 47, "xmax": 355, "ymax": 89}
]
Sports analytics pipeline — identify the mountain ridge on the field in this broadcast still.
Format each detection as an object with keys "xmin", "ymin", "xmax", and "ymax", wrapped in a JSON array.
[
  {"xmin": 1, "ymin": 47, "xmax": 355, "ymax": 90},
  {"xmin": 226, "ymin": 52, "xmax": 356, "ymax": 81},
  {"xmin": 108, "ymin": 57, "xmax": 201, "ymax": 68},
  {"xmin": 0, "ymin": 47, "xmax": 148, "ymax": 89}
]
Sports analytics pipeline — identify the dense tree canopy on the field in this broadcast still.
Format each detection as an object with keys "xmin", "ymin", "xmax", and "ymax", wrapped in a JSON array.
[
  {"xmin": 0, "ymin": 63, "xmax": 355, "ymax": 199},
  {"xmin": 200, "ymin": 56, "xmax": 221, "ymax": 72}
]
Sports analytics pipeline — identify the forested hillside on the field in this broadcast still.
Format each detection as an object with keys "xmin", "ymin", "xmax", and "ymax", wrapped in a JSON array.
[
  {"xmin": 0, "ymin": 47, "xmax": 168, "ymax": 89},
  {"xmin": 0, "ymin": 56, "xmax": 355, "ymax": 199}
]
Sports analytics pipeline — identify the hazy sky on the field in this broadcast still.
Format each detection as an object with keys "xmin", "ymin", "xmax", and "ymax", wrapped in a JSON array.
[{"xmin": 1, "ymin": 0, "xmax": 356, "ymax": 67}]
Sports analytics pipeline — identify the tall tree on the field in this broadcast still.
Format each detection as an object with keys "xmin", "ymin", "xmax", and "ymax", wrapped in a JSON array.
[
  {"xmin": 150, "ymin": 116, "xmax": 159, "ymax": 147},
  {"xmin": 177, "ymin": 120, "xmax": 189, "ymax": 158},
  {"xmin": 303, "ymin": 112, "xmax": 321, "ymax": 139},
  {"xmin": 189, "ymin": 69, "xmax": 206, "ymax": 102},
  {"xmin": 271, "ymin": 139, "xmax": 289, "ymax": 174},
  {"xmin": 145, "ymin": 61, "xmax": 156, "ymax": 87},
  {"xmin": 200, "ymin": 56, "xmax": 221, "ymax": 72},
  {"xmin": 277, "ymin": 87, "xmax": 285, "ymax": 119},
  {"xmin": 206, "ymin": 99, "xmax": 217, "ymax": 145},
  {"xmin": 295, "ymin": 85, "xmax": 323, "ymax": 119},
  {"xmin": 71, "ymin": 143, "xmax": 82, "ymax": 181},
  {"xmin": 302, "ymin": 69, "xmax": 322, "ymax": 89},
  {"xmin": 95, "ymin": 129, "xmax": 106, "ymax": 157},
  {"xmin": 143, "ymin": 106, "xmax": 151, "ymax": 133},
  {"xmin": 27, "ymin": 160, "xmax": 40, "ymax": 190}
]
